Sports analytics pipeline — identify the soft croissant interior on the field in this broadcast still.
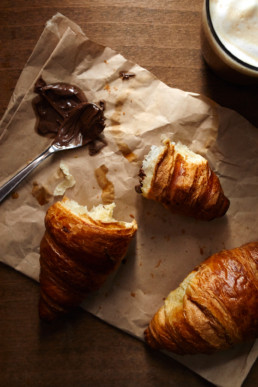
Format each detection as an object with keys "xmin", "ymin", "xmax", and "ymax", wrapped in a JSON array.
[
  {"xmin": 141, "ymin": 140, "xmax": 205, "ymax": 197},
  {"xmin": 164, "ymin": 271, "xmax": 197, "ymax": 315},
  {"xmin": 61, "ymin": 197, "xmax": 134, "ymax": 228}
]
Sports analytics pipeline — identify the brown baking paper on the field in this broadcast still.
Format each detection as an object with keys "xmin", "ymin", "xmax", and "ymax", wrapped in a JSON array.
[{"xmin": 0, "ymin": 14, "xmax": 257, "ymax": 387}]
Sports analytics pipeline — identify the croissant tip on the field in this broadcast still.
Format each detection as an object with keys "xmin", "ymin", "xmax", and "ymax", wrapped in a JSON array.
[
  {"xmin": 144, "ymin": 326, "xmax": 158, "ymax": 349},
  {"xmin": 39, "ymin": 297, "xmax": 59, "ymax": 322},
  {"xmin": 143, "ymin": 327, "xmax": 148, "ymax": 341}
]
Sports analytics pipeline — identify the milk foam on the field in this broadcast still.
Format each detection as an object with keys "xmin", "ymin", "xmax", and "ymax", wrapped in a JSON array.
[{"xmin": 210, "ymin": 0, "xmax": 258, "ymax": 67}]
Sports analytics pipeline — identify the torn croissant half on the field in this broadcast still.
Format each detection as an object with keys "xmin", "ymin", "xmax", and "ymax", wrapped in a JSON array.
[
  {"xmin": 39, "ymin": 197, "xmax": 137, "ymax": 321},
  {"xmin": 144, "ymin": 242, "xmax": 258, "ymax": 355},
  {"xmin": 136, "ymin": 139, "xmax": 230, "ymax": 220}
]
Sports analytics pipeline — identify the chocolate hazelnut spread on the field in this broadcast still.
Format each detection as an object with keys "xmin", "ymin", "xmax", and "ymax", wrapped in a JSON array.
[
  {"xmin": 34, "ymin": 77, "xmax": 106, "ymax": 153},
  {"xmin": 55, "ymin": 102, "xmax": 105, "ymax": 146},
  {"xmin": 135, "ymin": 168, "xmax": 145, "ymax": 194}
]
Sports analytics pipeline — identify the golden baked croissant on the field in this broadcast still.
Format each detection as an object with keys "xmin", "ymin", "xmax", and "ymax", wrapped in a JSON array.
[
  {"xmin": 39, "ymin": 197, "xmax": 137, "ymax": 321},
  {"xmin": 145, "ymin": 242, "xmax": 258, "ymax": 354},
  {"xmin": 136, "ymin": 139, "xmax": 230, "ymax": 220}
]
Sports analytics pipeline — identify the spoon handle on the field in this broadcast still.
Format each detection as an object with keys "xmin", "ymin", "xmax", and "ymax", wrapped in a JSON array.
[{"xmin": 0, "ymin": 145, "xmax": 55, "ymax": 204}]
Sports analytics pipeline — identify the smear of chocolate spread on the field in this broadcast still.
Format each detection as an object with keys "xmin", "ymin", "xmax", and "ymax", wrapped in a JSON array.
[{"xmin": 33, "ymin": 77, "xmax": 106, "ymax": 154}]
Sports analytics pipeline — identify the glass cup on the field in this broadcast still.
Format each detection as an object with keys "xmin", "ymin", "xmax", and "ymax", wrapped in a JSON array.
[{"xmin": 201, "ymin": 0, "xmax": 258, "ymax": 84}]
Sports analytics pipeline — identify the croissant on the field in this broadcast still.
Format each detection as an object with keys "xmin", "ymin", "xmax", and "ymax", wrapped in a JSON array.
[
  {"xmin": 144, "ymin": 242, "xmax": 258, "ymax": 355},
  {"xmin": 136, "ymin": 139, "xmax": 230, "ymax": 220},
  {"xmin": 39, "ymin": 197, "xmax": 137, "ymax": 321}
]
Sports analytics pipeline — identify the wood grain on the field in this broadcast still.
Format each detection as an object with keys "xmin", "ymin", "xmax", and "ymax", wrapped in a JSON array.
[{"xmin": 0, "ymin": 1, "xmax": 257, "ymax": 386}]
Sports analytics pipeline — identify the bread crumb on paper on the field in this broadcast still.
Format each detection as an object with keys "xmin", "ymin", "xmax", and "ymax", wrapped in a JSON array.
[{"xmin": 53, "ymin": 161, "xmax": 76, "ymax": 196}]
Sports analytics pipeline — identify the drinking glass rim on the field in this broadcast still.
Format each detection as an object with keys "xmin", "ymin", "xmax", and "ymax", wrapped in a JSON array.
[{"xmin": 205, "ymin": 0, "xmax": 258, "ymax": 72}]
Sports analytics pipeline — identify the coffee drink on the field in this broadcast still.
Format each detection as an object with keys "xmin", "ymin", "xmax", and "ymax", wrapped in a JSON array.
[{"xmin": 201, "ymin": 0, "xmax": 258, "ymax": 84}]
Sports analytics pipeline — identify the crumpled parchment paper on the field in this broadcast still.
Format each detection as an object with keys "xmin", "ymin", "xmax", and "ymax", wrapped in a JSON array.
[{"xmin": 0, "ymin": 13, "xmax": 257, "ymax": 387}]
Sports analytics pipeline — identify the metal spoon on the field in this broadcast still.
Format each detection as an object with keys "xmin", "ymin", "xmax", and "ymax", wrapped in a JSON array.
[
  {"xmin": 0, "ymin": 100, "xmax": 106, "ymax": 204},
  {"xmin": 0, "ymin": 141, "xmax": 83, "ymax": 204}
]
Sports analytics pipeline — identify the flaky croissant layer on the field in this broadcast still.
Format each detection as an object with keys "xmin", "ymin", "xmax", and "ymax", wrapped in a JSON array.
[
  {"xmin": 39, "ymin": 197, "xmax": 137, "ymax": 321},
  {"xmin": 144, "ymin": 242, "xmax": 258, "ymax": 355},
  {"xmin": 137, "ymin": 140, "xmax": 230, "ymax": 221}
]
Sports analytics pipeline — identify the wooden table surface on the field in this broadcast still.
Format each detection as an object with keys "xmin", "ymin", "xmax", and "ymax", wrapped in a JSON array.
[{"xmin": 0, "ymin": 1, "xmax": 257, "ymax": 386}]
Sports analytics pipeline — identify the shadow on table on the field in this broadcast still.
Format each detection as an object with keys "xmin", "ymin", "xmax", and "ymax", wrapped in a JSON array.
[{"xmin": 201, "ymin": 59, "xmax": 258, "ymax": 128}]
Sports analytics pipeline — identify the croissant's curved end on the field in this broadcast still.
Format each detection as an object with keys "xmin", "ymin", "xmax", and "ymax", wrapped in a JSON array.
[
  {"xmin": 39, "ymin": 296, "xmax": 59, "ymax": 322},
  {"xmin": 144, "ymin": 242, "xmax": 258, "ymax": 355},
  {"xmin": 144, "ymin": 326, "xmax": 158, "ymax": 349},
  {"xmin": 39, "ymin": 198, "xmax": 137, "ymax": 321},
  {"xmin": 144, "ymin": 309, "xmax": 163, "ymax": 351}
]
